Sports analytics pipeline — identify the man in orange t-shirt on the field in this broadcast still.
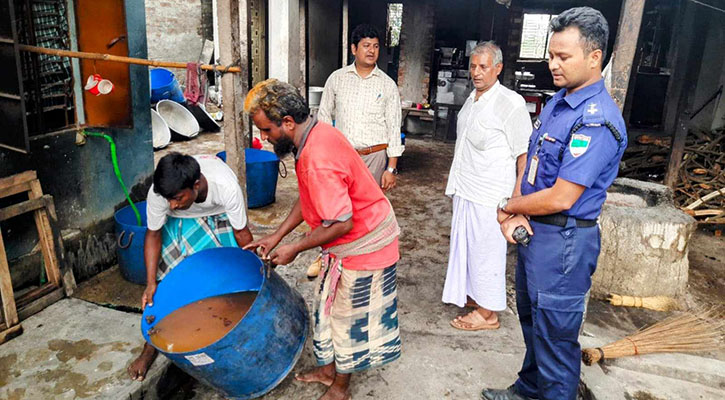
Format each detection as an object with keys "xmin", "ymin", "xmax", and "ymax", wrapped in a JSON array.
[{"xmin": 243, "ymin": 79, "xmax": 401, "ymax": 400}]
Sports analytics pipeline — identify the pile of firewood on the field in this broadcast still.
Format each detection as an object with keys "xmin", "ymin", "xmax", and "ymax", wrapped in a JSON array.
[
  {"xmin": 620, "ymin": 127, "xmax": 725, "ymax": 223},
  {"xmin": 619, "ymin": 135, "xmax": 671, "ymax": 181}
]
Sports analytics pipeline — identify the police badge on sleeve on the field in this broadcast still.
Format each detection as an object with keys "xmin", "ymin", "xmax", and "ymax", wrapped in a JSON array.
[{"xmin": 569, "ymin": 134, "xmax": 591, "ymax": 158}]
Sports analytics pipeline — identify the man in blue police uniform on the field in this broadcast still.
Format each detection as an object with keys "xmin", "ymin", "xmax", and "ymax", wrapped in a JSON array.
[{"xmin": 482, "ymin": 7, "xmax": 627, "ymax": 400}]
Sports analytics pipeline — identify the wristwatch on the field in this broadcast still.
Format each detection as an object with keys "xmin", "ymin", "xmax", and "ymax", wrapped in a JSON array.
[
  {"xmin": 497, "ymin": 197, "xmax": 510, "ymax": 212},
  {"xmin": 386, "ymin": 167, "xmax": 398, "ymax": 175}
]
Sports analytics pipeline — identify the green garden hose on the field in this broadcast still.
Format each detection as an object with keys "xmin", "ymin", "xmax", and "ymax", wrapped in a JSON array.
[{"xmin": 83, "ymin": 131, "xmax": 142, "ymax": 226}]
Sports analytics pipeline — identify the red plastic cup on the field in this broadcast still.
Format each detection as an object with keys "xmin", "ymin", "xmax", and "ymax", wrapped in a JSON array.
[{"xmin": 85, "ymin": 74, "xmax": 114, "ymax": 96}]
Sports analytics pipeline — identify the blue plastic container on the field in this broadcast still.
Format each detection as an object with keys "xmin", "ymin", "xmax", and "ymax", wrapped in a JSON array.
[
  {"xmin": 141, "ymin": 247, "xmax": 308, "ymax": 399},
  {"xmin": 150, "ymin": 68, "xmax": 185, "ymax": 103},
  {"xmin": 114, "ymin": 201, "xmax": 148, "ymax": 285},
  {"xmin": 217, "ymin": 149, "xmax": 280, "ymax": 209}
]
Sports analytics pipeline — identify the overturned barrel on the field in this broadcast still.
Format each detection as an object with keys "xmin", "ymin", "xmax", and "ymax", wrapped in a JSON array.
[{"xmin": 141, "ymin": 247, "xmax": 308, "ymax": 399}]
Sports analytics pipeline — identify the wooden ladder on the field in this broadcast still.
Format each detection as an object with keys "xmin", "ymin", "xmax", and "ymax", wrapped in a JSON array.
[{"xmin": 0, "ymin": 171, "xmax": 76, "ymax": 343}]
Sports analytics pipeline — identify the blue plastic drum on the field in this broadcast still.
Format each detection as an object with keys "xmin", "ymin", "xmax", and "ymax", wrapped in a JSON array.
[
  {"xmin": 150, "ymin": 68, "xmax": 185, "ymax": 103},
  {"xmin": 140, "ymin": 247, "xmax": 308, "ymax": 399},
  {"xmin": 216, "ymin": 149, "xmax": 281, "ymax": 208},
  {"xmin": 114, "ymin": 201, "xmax": 148, "ymax": 284}
]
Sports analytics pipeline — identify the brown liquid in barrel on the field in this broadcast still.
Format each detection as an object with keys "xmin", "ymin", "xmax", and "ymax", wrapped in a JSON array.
[{"xmin": 149, "ymin": 291, "xmax": 257, "ymax": 353}]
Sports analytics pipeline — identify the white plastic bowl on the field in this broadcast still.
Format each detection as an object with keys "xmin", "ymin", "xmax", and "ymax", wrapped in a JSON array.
[
  {"xmin": 156, "ymin": 99, "xmax": 200, "ymax": 140},
  {"xmin": 151, "ymin": 108, "xmax": 171, "ymax": 149}
]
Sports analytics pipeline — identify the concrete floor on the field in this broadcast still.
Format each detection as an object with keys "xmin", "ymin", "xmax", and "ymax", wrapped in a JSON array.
[
  {"xmin": 2, "ymin": 133, "xmax": 723, "ymax": 400},
  {"xmin": 0, "ymin": 298, "xmax": 176, "ymax": 400},
  {"xmin": 158, "ymin": 134, "xmax": 725, "ymax": 400}
]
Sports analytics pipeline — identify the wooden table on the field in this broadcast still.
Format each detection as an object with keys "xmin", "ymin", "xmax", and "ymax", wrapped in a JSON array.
[{"xmin": 401, "ymin": 106, "xmax": 436, "ymax": 136}]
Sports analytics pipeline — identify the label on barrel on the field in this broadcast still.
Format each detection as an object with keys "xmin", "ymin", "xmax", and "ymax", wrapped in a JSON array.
[{"xmin": 185, "ymin": 352, "xmax": 215, "ymax": 366}]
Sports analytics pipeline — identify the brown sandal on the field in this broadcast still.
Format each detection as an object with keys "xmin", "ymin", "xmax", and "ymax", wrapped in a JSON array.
[{"xmin": 450, "ymin": 309, "xmax": 500, "ymax": 331}]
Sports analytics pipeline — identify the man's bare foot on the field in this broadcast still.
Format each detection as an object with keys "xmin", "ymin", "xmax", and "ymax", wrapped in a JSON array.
[
  {"xmin": 319, "ymin": 384, "xmax": 351, "ymax": 400},
  {"xmin": 128, "ymin": 343, "xmax": 158, "ymax": 381},
  {"xmin": 295, "ymin": 364, "xmax": 336, "ymax": 386},
  {"xmin": 319, "ymin": 371, "xmax": 351, "ymax": 400}
]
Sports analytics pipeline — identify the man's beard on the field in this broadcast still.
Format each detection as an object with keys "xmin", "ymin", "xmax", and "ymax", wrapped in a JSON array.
[{"xmin": 273, "ymin": 135, "xmax": 297, "ymax": 158}]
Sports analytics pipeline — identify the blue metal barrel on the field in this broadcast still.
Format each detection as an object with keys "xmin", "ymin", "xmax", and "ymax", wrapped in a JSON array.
[
  {"xmin": 114, "ymin": 201, "xmax": 148, "ymax": 284},
  {"xmin": 141, "ymin": 247, "xmax": 308, "ymax": 399},
  {"xmin": 216, "ymin": 149, "xmax": 281, "ymax": 209}
]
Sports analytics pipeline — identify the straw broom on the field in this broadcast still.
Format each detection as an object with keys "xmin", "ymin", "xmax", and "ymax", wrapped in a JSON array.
[
  {"xmin": 606, "ymin": 293, "xmax": 680, "ymax": 312},
  {"xmin": 582, "ymin": 308, "xmax": 725, "ymax": 365}
]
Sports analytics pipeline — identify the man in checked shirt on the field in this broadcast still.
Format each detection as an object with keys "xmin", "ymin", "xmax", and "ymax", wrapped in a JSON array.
[{"xmin": 318, "ymin": 24, "xmax": 404, "ymax": 192}]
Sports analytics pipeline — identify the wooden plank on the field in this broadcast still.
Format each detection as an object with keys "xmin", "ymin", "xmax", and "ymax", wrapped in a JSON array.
[
  {"xmin": 0, "ymin": 195, "xmax": 51, "ymax": 221},
  {"xmin": 0, "ymin": 170, "xmax": 36, "ymax": 192},
  {"xmin": 218, "ymin": 0, "xmax": 249, "ymax": 199},
  {"xmin": 0, "ymin": 181, "xmax": 31, "ymax": 199},
  {"xmin": 609, "ymin": 0, "xmax": 645, "ymax": 111},
  {"xmin": 17, "ymin": 288, "xmax": 64, "ymax": 321},
  {"xmin": 0, "ymin": 324, "xmax": 23, "ymax": 344},
  {"xmin": 341, "ymin": 0, "xmax": 349, "ymax": 66},
  {"xmin": 0, "ymin": 232, "xmax": 19, "ymax": 327},
  {"xmin": 28, "ymin": 180, "xmax": 62, "ymax": 286},
  {"xmin": 14, "ymin": 283, "xmax": 56, "ymax": 309},
  {"xmin": 664, "ymin": 4, "xmax": 710, "ymax": 188},
  {"xmin": 18, "ymin": 44, "xmax": 243, "ymax": 73},
  {"xmin": 49, "ymin": 204, "xmax": 76, "ymax": 295}
]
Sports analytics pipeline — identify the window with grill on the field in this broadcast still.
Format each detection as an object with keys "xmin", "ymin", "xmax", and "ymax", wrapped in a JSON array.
[
  {"xmin": 386, "ymin": 3, "xmax": 403, "ymax": 48},
  {"xmin": 518, "ymin": 13, "xmax": 557, "ymax": 60},
  {"xmin": 15, "ymin": 0, "xmax": 76, "ymax": 136}
]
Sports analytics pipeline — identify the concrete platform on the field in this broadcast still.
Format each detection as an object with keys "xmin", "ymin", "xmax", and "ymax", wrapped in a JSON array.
[
  {"xmin": 0, "ymin": 298, "xmax": 180, "ymax": 400},
  {"xmin": 581, "ymin": 305, "xmax": 725, "ymax": 400}
]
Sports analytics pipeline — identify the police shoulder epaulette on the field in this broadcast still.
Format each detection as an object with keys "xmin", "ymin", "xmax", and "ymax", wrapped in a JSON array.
[
  {"xmin": 582, "ymin": 101, "xmax": 623, "ymax": 143},
  {"xmin": 582, "ymin": 101, "xmax": 605, "ymax": 127}
]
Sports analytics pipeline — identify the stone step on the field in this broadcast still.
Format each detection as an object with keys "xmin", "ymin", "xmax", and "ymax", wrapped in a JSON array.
[
  {"xmin": 604, "ymin": 352, "xmax": 725, "ymax": 390},
  {"xmin": 601, "ymin": 365, "xmax": 725, "ymax": 400}
]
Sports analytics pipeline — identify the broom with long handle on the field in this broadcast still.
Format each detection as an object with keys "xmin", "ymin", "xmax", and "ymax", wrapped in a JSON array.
[{"xmin": 582, "ymin": 308, "xmax": 725, "ymax": 366}]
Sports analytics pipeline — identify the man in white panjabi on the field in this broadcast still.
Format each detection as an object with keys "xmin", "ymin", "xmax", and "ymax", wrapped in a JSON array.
[{"xmin": 442, "ymin": 42, "xmax": 532, "ymax": 331}]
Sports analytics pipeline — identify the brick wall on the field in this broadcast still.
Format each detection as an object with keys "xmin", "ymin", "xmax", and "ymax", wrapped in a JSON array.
[{"xmin": 145, "ymin": 0, "xmax": 212, "ymax": 85}]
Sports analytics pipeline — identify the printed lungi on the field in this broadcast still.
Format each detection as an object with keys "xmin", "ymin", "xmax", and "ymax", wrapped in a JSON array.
[
  {"xmin": 157, "ymin": 213, "xmax": 237, "ymax": 280},
  {"xmin": 313, "ymin": 263, "xmax": 401, "ymax": 374}
]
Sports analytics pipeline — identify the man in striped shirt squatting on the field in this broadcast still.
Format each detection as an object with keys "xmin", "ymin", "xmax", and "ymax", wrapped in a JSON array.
[{"xmin": 243, "ymin": 79, "xmax": 402, "ymax": 400}]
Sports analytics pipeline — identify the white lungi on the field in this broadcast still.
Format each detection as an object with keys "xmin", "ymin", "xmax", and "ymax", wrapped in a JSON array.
[
  {"xmin": 442, "ymin": 195, "xmax": 507, "ymax": 311},
  {"xmin": 441, "ymin": 82, "xmax": 532, "ymax": 312}
]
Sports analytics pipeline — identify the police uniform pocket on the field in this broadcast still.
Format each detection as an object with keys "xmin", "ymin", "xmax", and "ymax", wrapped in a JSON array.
[
  {"xmin": 537, "ymin": 140, "xmax": 564, "ymax": 187},
  {"xmin": 536, "ymin": 291, "xmax": 586, "ymax": 339}
]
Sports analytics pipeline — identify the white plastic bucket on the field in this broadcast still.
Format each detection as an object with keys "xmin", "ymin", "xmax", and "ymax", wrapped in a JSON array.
[{"xmin": 308, "ymin": 86, "xmax": 324, "ymax": 107}]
